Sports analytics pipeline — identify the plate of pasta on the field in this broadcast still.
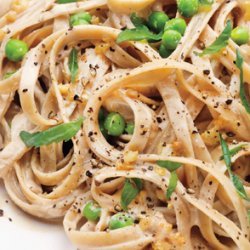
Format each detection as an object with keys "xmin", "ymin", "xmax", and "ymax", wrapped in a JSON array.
[{"xmin": 0, "ymin": 0, "xmax": 250, "ymax": 249}]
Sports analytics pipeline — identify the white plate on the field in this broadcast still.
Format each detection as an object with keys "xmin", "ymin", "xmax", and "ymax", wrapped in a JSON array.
[{"xmin": 0, "ymin": 180, "xmax": 74, "ymax": 250}]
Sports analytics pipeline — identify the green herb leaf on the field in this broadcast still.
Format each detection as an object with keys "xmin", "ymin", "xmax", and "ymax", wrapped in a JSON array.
[
  {"xmin": 3, "ymin": 71, "xmax": 16, "ymax": 79},
  {"xmin": 68, "ymin": 48, "xmax": 78, "ymax": 83},
  {"xmin": 198, "ymin": 20, "xmax": 232, "ymax": 56},
  {"xmin": 235, "ymin": 49, "xmax": 250, "ymax": 114},
  {"xmin": 121, "ymin": 178, "xmax": 142, "ymax": 210},
  {"xmin": 230, "ymin": 173, "xmax": 250, "ymax": 201},
  {"xmin": 57, "ymin": 0, "xmax": 77, "ymax": 4},
  {"xmin": 130, "ymin": 13, "xmax": 145, "ymax": 27},
  {"xmin": 156, "ymin": 160, "xmax": 182, "ymax": 171},
  {"xmin": 166, "ymin": 171, "xmax": 178, "ymax": 199},
  {"xmin": 199, "ymin": 0, "xmax": 214, "ymax": 5},
  {"xmin": 20, "ymin": 117, "xmax": 83, "ymax": 148},
  {"xmin": 219, "ymin": 133, "xmax": 250, "ymax": 201},
  {"xmin": 219, "ymin": 144, "xmax": 247, "ymax": 160},
  {"xmin": 248, "ymin": 210, "xmax": 250, "ymax": 223},
  {"xmin": 117, "ymin": 25, "xmax": 162, "ymax": 43},
  {"xmin": 132, "ymin": 178, "xmax": 143, "ymax": 190},
  {"xmin": 219, "ymin": 133, "xmax": 232, "ymax": 169}
]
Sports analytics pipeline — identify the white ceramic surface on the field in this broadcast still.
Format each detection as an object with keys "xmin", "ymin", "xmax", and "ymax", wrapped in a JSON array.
[{"xmin": 0, "ymin": 180, "xmax": 75, "ymax": 250}]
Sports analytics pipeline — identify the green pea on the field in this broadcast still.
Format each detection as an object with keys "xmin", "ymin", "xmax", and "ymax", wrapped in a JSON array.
[
  {"xmin": 177, "ymin": 0, "xmax": 199, "ymax": 18},
  {"xmin": 3, "ymin": 71, "xmax": 16, "ymax": 79},
  {"xmin": 83, "ymin": 200, "xmax": 101, "ymax": 222},
  {"xmin": 109, "ymin": 213, "xmax": 134, "ymax": 230},
  {"xmin": 159, "ymin": 44, "xmax": 172, "ymax": 58},
  {"xmin": 147, "ymin": 11, "xmax": 169, "ymax": 33},
  {"xmin": 104, "ymin": 112, "xmax": 125, "ymax": 136},
  {"xmin": 125, "ymin": 122, "xmax": 135, "ymax": 135},
  {"xmin": 231, "ymin": 26, "xmax": 249, "ymax": 46},
  {"xmin": 162, "ymin": 30, "xmax": 182, "ymax": 50},
  {"xmin": 5, "ymin": 39, "xmax": 28, "ymax": 62},
  {"xmin": 57, "ymin": 0, "xmax": 77, "ymax": 3},
  {"xmin": 69, "ymin": 12, "xmax": 92, "ymax": 27},
  {"xmin": 164, "ymin": 18, "xmax": 187, "ymax": 36}
]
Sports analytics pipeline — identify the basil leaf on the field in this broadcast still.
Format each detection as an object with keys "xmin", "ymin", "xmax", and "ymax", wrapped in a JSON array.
[
  {"xmin": 130, "ymin": 13, "xmax": 145, "ymax": 27},
  {"xmin": 166, "ymin": 171, "xmax": 178, "ymax": 199},
  {"xmin": 57, "ymin": 0, "xmax": 77, "ymax": 3},
  {"xmin": 199, "ymin": 0, "xmax": 214, "ymax": 5},
  {"xmin": 235, "ymin": 49, "xmax": 250, "ymax": 114},
  {"xmin": 3, "ymin": 71, "xmax": 16, "ymax": 79},
  {"xmin": 198, "ymin": 0, "xmax": 214, "ymax": 13},
  {"xmin": 230, "ymin": 173, "xmax": 250, "ymax": 201},
  {"xmin": 219, "ymin": 133, "xmax": 250, "ymax": 201},
  {"xmin": 69, "ymin": 48, "xmax": 78, "ymax": 83},
  {"xmin": 117, "ymin": 25, "xmax": 163, "ymax": 43},
  {"xmin": 198, "ymin": 20, "xmax": 232, "ymax": 56},
  {"xmin": 219, "ymin": 144, "xmax": 247, "ymax": 160},
  {"xmin": 156, "ymin": 160, "xmax": 181, "ymax": 199},
  {"xmin": 20, "ymin": 117, "xmax": 83, "ymax": 148},
  {"xmin": 121, "ymin": 178, "xmax": 142, "ymax": 210},
  {"xmin": 219, "ymin": 133, "xmax": 232, "ymax": 169},
  {"xmin": 133, "ymin": 178, "xmax": 143, "ymax": 190},
  {"xmin": 156, "ymin": 160, "xmax": 182, "ymax": 171}
]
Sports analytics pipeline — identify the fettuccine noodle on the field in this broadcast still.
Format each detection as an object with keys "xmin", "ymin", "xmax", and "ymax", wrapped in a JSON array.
[{"xmin": 0, "ymin": 0, "xmax": 249, "ymax": 249}]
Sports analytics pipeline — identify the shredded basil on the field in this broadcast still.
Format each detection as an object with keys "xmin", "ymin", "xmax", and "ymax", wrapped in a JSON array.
[
  {"xmin": 156, "ymin": 160, "xmax": 182, "ymax": 199},
  {"xmin": 219, "ymin": 134, "xmax": 250, "ymax": 201},
  {"xmin": 219, "ymin": 134, "xmax": 232, "ymax": 168},
  {"xmin": 156, "ymin": 160, "xmax": 182, "ymax": 171},
  {"xmin": 235, "ymin": 49, "xmax": 250, "ymax": 114},
  {"xmin": 198, "ymin": 20, "xmax": 232, "ymax": 56},
  {"xmin": 117, "ymin": 25, "xmax": 162, "ymax": 43},
  {"xmin": 57, "ymin": 0, "xmax": 76, "ymax": 4},
  {"xmin": 166, "ymin": 171, "xmax": 178, "ymax": 199},
  {"xmin": 199, "ymin": 0, "xmax": 214, "ymax": 5},
  {"xmin": 3, "ymin": 71, "xmax": 16, "ymax": 79},
  {"xmin": 230, "ymin": 174, "xmax": 249, "ymax": 200},
  {"xmin": 68, "ymin": 48, "xmax": 78, "ymax": 83},
  {"xmin": 20, "ymin": 117, "xmax": 83, "ymax": 148},
  {"xmin": 121, "ymin": 178, "xmax": 143, "ymax": 210},
  {"xmin": 219, "ymin": 144, "xmax": 247, "ymax": 160},
  {"xmin": 130, "ymin": 13, "xmax": 146, "ymax": 28},
  {"xmin": 132, "ymin": 178, "xmax": 143, "ymax": 190}
]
